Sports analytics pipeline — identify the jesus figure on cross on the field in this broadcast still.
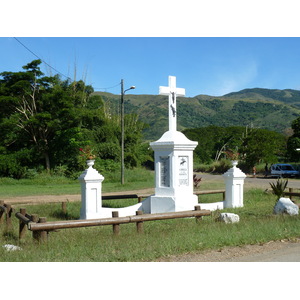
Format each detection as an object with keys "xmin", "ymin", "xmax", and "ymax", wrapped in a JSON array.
[{"xmin": 159, "ymin": 76, "xmax": 185, "ymax": 132}]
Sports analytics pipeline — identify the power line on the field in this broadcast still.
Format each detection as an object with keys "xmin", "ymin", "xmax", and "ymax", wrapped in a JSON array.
[
  {"xmin": 13, "ymin": 37, "xmax": 121, "ymax": 92},
  {"xmin": 14, "ymin": 37, "xmax": 72, "ymax": 81},
  {"xmin": 93, "ymin": 82, "xmax": 121, "ymax": 91}
]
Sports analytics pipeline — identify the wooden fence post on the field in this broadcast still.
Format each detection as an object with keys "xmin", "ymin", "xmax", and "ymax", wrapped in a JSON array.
[
  {"xmin": 5, "ymin": 204, "xmax": 13, "ymax": 229},
  {"xmin": 38, "ymin": 217, "xmax": 48, "ymax": 243},
  {"xmin": 112, "ymin": 211, "xmax": 120, "ymax": 236},
  {"xmin": 62, "ymin": 202, "xmax": 67, "ymax": 214},
  {"xmin": 194, "ymin": 205, "xmax": 202, "ymax": 222},
  {"xmin": 0, "ymin": 200, "xmax": 4, "ymax": 225},
  {"xmin": 19, "ymin": 208, "xmax": 27, "ymax": 240},
  {"xmin": 31, "ymin": 214, "xmax": 39, "ymax": 241},
  {"xmin": 289, "ymin": 188, "xmax": 293, "ymax": 201},
  {"xmin": 136, "ymin": 210, "xmax": 144, "ymax": 234}
]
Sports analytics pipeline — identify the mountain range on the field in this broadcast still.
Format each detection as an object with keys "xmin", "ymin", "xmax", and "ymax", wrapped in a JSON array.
[{"xmin": 94, "ymin": 88, "xmax": 300, "ymax": 141}]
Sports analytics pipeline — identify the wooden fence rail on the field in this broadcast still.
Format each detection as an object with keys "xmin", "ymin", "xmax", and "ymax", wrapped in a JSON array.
[
  {"xmin": 1, "ymin": 190, "xmax": 224, "ymax": 215},
  {"xmin": 15, "ymin": 208, "xmax": 39, "ymax": 239},
  {"xmin": 102, "ymin": 194, "xmax": 145, "ymax": 203},
  {"xmin": 26, "ymin": 205, "xmax": 211, "ymax": 243},
  {"xmin": 5, "ymin": 194, "xmax": 147, "ymax": 214},
  {"xmin": 283, "ymin": 188, "xmax": 300, "ymax": 202},
  {"xmin": 195, "ymin": 190, "xmax": 225, "ymax": 201},
  {"xmin": 1, "ymin": 190, "xmax": 222, "ymax": 243}
]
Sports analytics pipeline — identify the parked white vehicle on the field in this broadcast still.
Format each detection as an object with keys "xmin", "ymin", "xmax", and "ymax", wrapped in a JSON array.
[{"xmin": 270, "ymin": 164, "xmax": 299, "ymax": 178}]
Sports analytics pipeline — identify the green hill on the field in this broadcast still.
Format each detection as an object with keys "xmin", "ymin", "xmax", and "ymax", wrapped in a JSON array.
[
  {"xmin": 93, "ymin": 88, "xmax": 300, "ymax": 140},
  {"xmin": 223, "ymin": 88, "xmax": 300, "ymax": 106}
]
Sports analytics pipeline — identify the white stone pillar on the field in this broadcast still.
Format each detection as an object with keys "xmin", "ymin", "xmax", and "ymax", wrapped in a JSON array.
[
  {"xmin": 149, "ymin": 130, "xmax": 198, "ymax": 213},
  {"xmin": 78, "ymin": 160, "xmax": 104, "ymax": 219},
  {"xmin": 222, "ymin": 161, "xmax": 246, "ymax": 208}
]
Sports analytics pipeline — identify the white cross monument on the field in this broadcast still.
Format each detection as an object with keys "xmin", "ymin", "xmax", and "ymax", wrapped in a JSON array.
[
  {"xmin": 159, "ymin": 76, "xmax": 185, "ymax": 132},
  {"xmin": 78, "ymin": 75, "xmax": 246, "ymax": 218},
  {"xmin": 149, "ymin": 76, "xmax": 199, "ymax": 213}
]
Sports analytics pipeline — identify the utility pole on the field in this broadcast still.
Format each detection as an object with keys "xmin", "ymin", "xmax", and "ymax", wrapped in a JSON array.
[{"xmin": 120, "ymin": 79, "xmax": 135, "ymax": 184}]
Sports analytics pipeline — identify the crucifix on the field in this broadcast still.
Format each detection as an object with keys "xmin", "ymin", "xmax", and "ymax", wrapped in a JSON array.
[{"xmin": 159, "ymin": 76, "xmax": 185, "ymax": 132}]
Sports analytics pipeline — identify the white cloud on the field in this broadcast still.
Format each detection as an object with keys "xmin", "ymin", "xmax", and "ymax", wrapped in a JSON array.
[{"xmin": 213, "ymin": 59, "xmax": 258, "ymax": 96}]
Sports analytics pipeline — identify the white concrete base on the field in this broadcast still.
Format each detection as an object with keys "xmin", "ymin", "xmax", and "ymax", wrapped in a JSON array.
[
  {"xmin": 87, "ymin": 203, "xmax": 144, "ymax": 218},
  {"xmin": 83, "ymin": 196, "xmax": 149, "ymax": 218},
  {"xmin": 198, "ymin": 201, "xmax": 224, "ymax": 211},
  {"xmin": 82, "ymin": 194, "xmax": 221, "ymax": 219},
  {"xmin": 82, "ymin": 196, "xmax": 226, "ymax": 219},
  {"xmin": 149, "ymin": 194, "xmax": 198, "ymax": 213}
]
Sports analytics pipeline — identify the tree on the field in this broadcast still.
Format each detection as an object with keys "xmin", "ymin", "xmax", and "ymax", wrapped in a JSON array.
[
  {"xmin": 0, "ymin": 60, "xmax": 151, "ymax": 178},
  {"xmin": 183, "ymin": 125, "xmax": 286, "ymax": 168},
  {"xmin": 287, "ymin": 116, "xmax": 300, "ymax": 161},
  {"xmin": 241, "ymin": 128, "xmax": 286, "ymax": 168},
  {"xmin": 0, "ymin": 60, "xmax": 93, "ymax": 174},
  {"xmin": 183, "ymin": 126, "xmax": 245, "ymax": 163},
  {"xmin": 124, "ymin": 113, "xmax": 149, "ymax": 168}
]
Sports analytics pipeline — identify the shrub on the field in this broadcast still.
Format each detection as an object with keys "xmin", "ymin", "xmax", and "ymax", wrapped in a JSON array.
[{"xmin": 269, "ymin": 178, "xmax": 288, "ymax": 200}]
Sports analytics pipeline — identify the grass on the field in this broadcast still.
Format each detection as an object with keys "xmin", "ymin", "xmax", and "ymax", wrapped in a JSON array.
[
  {"xmin": 0, "ymin": 168, "xmax": 155, "ymax": 197},
  {"xmin": 1, "ymin": 187, "xmax": 300, "ymax": 262}
]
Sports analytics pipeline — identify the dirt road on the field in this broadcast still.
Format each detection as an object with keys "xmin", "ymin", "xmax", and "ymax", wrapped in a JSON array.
[
  {"xmin": 0, "ymin": 188, "xmax": 155, "ymax": 205},
  {"xmin": 155, "ymin": 238, "xmax": 300, "ymax": 262},
  {"xmin": 2, "ymin": 173, "xmax": 298, "ymax": 205},
  {"xmin": 198, "ymin": 172, "xmax": 300, "ymax": 190}
]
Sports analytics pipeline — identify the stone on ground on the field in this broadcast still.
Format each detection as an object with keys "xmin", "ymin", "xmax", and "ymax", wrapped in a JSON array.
[
  {"xmin": 273, "ymin": 197, "xmax": 299, "ymax": 216},
  {"xmin": 217, "ymin": 213, "xmax": 240, "ymax": 223}
]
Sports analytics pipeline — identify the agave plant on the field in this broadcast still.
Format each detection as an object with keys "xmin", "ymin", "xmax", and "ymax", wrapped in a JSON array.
[{"xmin": 269, "ymin": 178, "xmax": 288, "ymax": 200}]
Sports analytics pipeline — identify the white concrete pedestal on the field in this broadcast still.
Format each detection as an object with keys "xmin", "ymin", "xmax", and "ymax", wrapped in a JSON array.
[
  {"xmin": 79, "ymin": 160, "xmax": 104, "ymax": 219},
  {"xmin": 222, "ymin": 161, "xmax": 246, "ymax": 208},
  {"xmin": 149, "ymin": 130, "xmax": 198, "ymax": 213}
]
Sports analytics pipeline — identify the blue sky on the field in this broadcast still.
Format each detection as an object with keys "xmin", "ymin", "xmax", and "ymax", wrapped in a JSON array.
[
  {"xmin": 2, "ymin": 37, "xmax": 300, "ymax": 97},
  {"xmin": 2, "ymin": 1, "xmax": 300, "ymax": 98}
]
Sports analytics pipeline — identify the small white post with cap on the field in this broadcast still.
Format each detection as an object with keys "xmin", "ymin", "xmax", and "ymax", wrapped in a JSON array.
[
  {"xmin": 79, "ymin": 160, "xmax": 104, "ymax": 219},
  {"xmin": 223, "ymin": 162, "xmax": 246, "ymax": 208}
]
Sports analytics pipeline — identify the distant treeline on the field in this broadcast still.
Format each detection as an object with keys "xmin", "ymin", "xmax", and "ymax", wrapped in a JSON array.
[{"xmin": 1, "ymin": 60, "xmax": 300, "ymax": 179}]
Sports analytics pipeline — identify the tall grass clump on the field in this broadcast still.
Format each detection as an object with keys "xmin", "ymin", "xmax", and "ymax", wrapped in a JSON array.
[
  {"xmin": 269, "ymin": 178, "xmax": 288, "ymax": 201},
  {"xmin": 195, "ymin": 159, "xmax": 232, "ymax": 174}
]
